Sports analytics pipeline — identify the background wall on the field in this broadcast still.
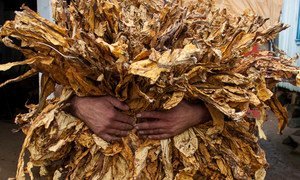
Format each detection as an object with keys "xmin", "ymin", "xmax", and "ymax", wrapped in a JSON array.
[
  {"xmin": 278, "ymin": 0, "xmax": 300, "ymax": 92},
  {"xmin": 37, "ymin": 0, "xmax": 53, "ymax": 21}
]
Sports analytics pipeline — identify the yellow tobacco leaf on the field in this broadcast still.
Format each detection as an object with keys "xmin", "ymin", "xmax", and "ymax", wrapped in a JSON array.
[
  {"xmin": 248, "ymin": 92, "xmax": 261, "ymax": 106},
  {"xmin": 133, "ymin": 49, "xmax": 152, "ymax": 62},
  {"xmin": 134, "ymin": 146, "xmax": 152, "ymax": 178},
  {"xmin": 48, "ymin": 140, "xmax": 67, "ymax": 152},
  {"xmin": 16, "ymin": 107, "xmax": 58, "ymax": 179},
  {"xmin": 1, "ymin": 0, "xmax": 298, "ymax": 179},
  {"xmin": 163, "ymin": 91, "xmax": 185, "ymax": 110},
  {"xmin": 93, "ymin": 135, "xmax": 122, "ymax": 156},
  {"xmin": 129, "ymin": 59, "xmax": 166, "ymax": 84},
  {"xmin": 0, "ymin": 69, "xmax": 37, "ymax": 88},
  {"xmin": 111, "ymin": 156, "xmax": 130, "ymax": 179},
  {"xmin": 174, "ymin": 129, "xmax": 198, "ymax": 157},
  {"xmin": 267, "ymin": 96, "xmax": 288, "ymax": 134},
  {"xmin": 255, "ymin": 168, "xmax": 266, "ymax": 180},
  {"xmin": 174, "ymin": 168, "xmax": 194, "ymax": 180},
  {"xmin": 161, "ymin": 139, "xmax": 173, "ymax": 180},
  {"xmin": 256, "ymin": 77, "xmax": 273, "ymax": 102},
  {"xmin": 53, "ymin": 170, "xmax": 62, "ymax": 180},
  {"xmin": 161, "ymin": 44, "xmax": 200, "ymax": 66},
  {"xmin": 206, "ymin": 104, "xmax": 225, "ymax": 135},
  {"xmin": 256, "ymin": 107, "xmax": 267, "ymax": 140},
  {"xmin": 38, "ymin": 74, "xmax": 55, "ymax": 110},
  {"xmin": 0, "ymin": 58, "xmax": 36, "ymax": 71},
  {"xmin": 235, "ymin": 33, "xmax": 256, "ymax": 49},
  {"xmin": 221, "ymin": 32, "xmax": 245, "ymax": 60},
  {"xmin": 296, "ymin": 72, "xmax": 300, "ymax": 86},
  {"xmin": 216, "ymin": 159, "xmax": 228, "ymax": 176},
  {"xmin": 66, "ymin": 67, "xmax": 104, "ymax": 96},
  {"xmin": 199, "ymin": 143, "xmax": 211, "ymax": 163}
]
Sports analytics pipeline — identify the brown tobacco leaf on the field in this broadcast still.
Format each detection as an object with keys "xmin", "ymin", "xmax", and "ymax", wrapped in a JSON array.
[
  {"xmin": 0, "ymin": 0, "xmax": 299, "ymax": 179},
  {"xmin": 0, "ymin": 58, "xmax": 36, "ymax": 71},
  {"xmin": 297, "ymin": 73, "xmax": 300, "ymax": 86},
  {"xmin": 267, "ymin": 96, "xmax": 289, "ymax": 134},
  {"xmin": 256, "ymin": 107, "xmax": 267, "ymax": 140},
  {"xmin": 0, "ymin": 69, "xmax": 37, "ymax": 88},
  {"xmin": 206, "ymin": 104, "xmax": 225, "ymax": 135},
  {"xmin": 256, "ymin": 77, "xmax": 274, "ymax": 101},
  {"xmin": 163, "ymin": 91, "xmax": 185, "ymax": 110}
]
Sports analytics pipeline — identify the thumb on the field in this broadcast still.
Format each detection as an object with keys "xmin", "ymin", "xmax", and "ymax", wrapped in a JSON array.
[{"xmin": 107, "ymin": 97, "xmax": 129, "ymax": 111}]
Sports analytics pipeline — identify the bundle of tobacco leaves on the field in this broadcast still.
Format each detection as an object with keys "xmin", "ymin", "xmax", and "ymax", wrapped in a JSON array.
[{"xmin": 0, "ymin": 0, "xmax": 299, "ymax": 179}]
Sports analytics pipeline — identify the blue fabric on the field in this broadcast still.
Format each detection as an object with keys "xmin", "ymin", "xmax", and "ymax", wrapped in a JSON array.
[{"xmin": 296, "ymin": 4, "xmax": 300, "ymax": 45}]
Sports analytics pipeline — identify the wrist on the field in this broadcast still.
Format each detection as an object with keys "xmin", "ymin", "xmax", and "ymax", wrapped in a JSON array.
[
  {"xmin": 63, "ymin": 95, "xmax": 78, "ymax": 116},
  {"xmin": 199, "ymin": 105, "xmax": 211, "ymax": 123}
]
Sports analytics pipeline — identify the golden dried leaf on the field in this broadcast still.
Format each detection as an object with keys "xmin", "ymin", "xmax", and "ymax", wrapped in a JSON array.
[
  {"xmin": 297, "ymin": 72, "xmax": 300, "ymax": 86},
  {"xmin": 0, "ymin": 58, "xmax": 35, "ymax": 71},
  {"xmin": 163, "ymin": 91, "xmax": 185, "ymax": 110},
  {"xmin": 256, "ymin": 107, "xmax": 267, "ymax": 140},
  {"xmin": 267, "ymin": 96, "xmax": 288, "ymax": 134},
  {"xmin": 161, "ymin": 139, "xmax": 173, "ymax": 180},
  {"xmin": 0, "ymin": 69, "xmax": 37, "ymax": 88},
  {"xmin": 255, "ymin": 168, "xmax": 266, "ymax": 180},
  {"xmin": 256, "ymin": 77, "xmax": 273, "ymax": 102},
  {"xmin": 206, "ymin": 104, "xmax": 225, "ymax": 135},
  {"xmin": 129, "ymin": 59, "xmax": 166, "ymax": 84},
  {"xmin": 174, "ymin": 129, "xmax": 198, "ymax": 157},
  {"xmin": 0, "ymin": 0, "xmax": 298, "ymax": 179}
]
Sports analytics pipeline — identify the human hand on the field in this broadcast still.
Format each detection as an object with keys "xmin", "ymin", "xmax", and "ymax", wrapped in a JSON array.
[
  {"xmin": 135, "ymin": 101, "xmax": 210, "ymax": 140},
  {"xmin": 70, "ymin": 96, "xmax": 134, "ymax": 142}
]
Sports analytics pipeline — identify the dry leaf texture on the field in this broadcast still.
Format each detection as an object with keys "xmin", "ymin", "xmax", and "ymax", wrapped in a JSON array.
[{"xmin": 0, "ymin": 0, "xmax": 299, "ymax": 179}]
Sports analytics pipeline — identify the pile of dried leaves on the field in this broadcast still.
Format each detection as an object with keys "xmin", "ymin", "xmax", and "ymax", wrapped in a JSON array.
[{"xmin": 0, "ymin": 0, "xmax": 299, "ymax": 179}]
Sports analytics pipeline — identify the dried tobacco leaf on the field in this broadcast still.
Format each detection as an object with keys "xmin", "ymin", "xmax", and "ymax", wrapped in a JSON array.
[{"xmin": 0, "ymin": 0, "xmax": 299, "ymax": 179}]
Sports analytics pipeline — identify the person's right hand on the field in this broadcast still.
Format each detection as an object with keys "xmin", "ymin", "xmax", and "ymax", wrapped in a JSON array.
[{"xmin": 70, "ymin": 96, "xmax": 134, "ymax": 142}]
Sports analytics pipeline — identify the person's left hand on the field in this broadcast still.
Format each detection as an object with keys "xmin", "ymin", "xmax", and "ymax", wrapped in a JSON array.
[{"xmin": 135, "ymin": 100, "xmax": 210, "ymax": 140}]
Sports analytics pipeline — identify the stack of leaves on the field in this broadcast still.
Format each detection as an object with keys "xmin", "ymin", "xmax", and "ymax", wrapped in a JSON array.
[{"xmin": 0, "ymin": 0, "xmax": 299, "ymax": 179}]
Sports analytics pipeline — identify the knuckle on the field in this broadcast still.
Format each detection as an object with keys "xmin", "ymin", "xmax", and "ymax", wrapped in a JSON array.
[
  {"xmin": 127, "ymin": 117, "xmax": 134, "ymax": 124},
  {"xmin": 122, "ymin": 117, "xmax": 130, "ymax": 124}
]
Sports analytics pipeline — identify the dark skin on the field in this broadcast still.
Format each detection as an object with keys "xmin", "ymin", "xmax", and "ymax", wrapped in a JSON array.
[{"xmin": 71, "ymin": 96, "xmax": 210, "ymax": 142}]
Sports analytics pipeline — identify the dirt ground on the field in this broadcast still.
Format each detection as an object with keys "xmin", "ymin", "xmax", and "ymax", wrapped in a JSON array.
[
  {"xmin": 260, "ymin": 113, "xmax": 300, "ymax": 180},
  {"xmin": 0, "ymin": 121, "xmax": 24, "ymax": 180},
  {"xmin": 0, "ymin": 113, "xmax": 300, "ymax": 180}
]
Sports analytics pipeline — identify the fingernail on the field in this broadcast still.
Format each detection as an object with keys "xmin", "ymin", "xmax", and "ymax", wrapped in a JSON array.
[
  {"xmin": 136, "ymin": 113, "xmax": 142, "ymax": 118},
  {"xmin": 135, "ymin": 125, "xmax": 139, "ymax": 130}
]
